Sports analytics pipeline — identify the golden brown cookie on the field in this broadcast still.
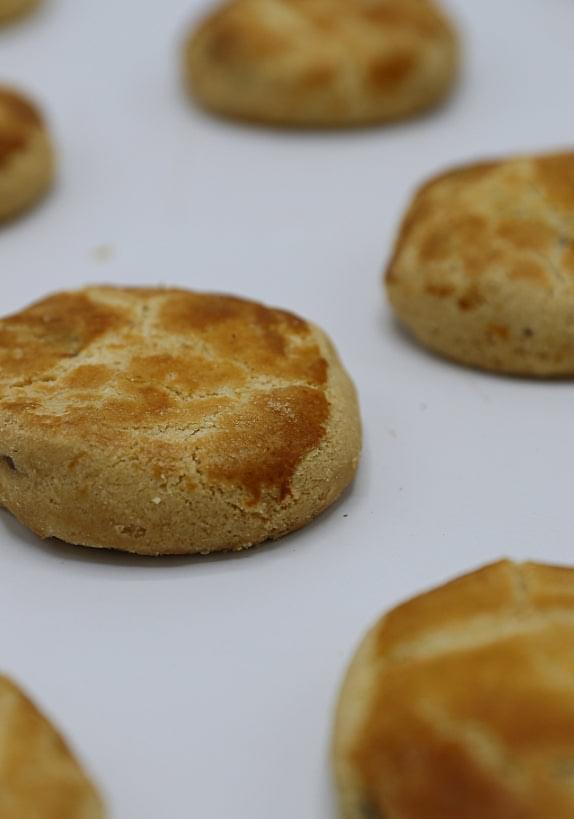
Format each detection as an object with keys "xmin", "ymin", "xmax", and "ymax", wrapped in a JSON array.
[
  {"xmin": 386, "ymin": 152, "xmax": 574, "ymax": 376},
  {"xmin": 0, "ymin": 286, "xmax": 361, "ymax": 556},
  {"xmin": 0, "ymin": 675, "xmax": 104, "ymax": 819},
  {"xmin": 0, "ymin": 87, "xmax": 54, "ymax": 221},
  {"xmin": 0, "ymin": 0, "xmax": 39, "ymax": 22},
  {"xmin": 183, "ymin": 0, "xmax": 459, "ymax": 128},
  {"xmin": 333, "ymin": 559, "xmax": 574, "ymax": 819}
]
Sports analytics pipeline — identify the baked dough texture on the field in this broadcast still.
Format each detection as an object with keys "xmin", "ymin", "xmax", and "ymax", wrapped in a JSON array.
[
  {"xmin": 0, "ymin": 675, "xmax": 104, "ymax": 819},
  {"xmin": 183, "ymin": 0, "xmax": 459, "ymax": 128},
  {"xmin": 0, "ymin": 87, "xmax": 54, "ymax": 221},
  {"xmin": 0, "ymin": 0, "xmax": 38, "ymax": 22},
  {"xmin": 386, "ymin": 152, "xmax": 574, "ymax": 375},
  {"xmin": 0, "ymin": 286, "xmax": 361, "ymax": 556},
  {"xmin": 333, "ymin": 559, "xmax": 574, "ymax": 819}
]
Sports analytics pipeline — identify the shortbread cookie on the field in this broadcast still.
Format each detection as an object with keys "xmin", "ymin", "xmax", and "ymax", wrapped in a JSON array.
[
  {"xmin": 0, "ymin": 0, "xmax": 39, "ymax": 22},
  {"xmin": 183, "ymin": 0, "xmax": 459, "ymax": 127},
  {"xmin": 0, "ymin": 87, "xmax": 54, "ymax": 221},
  {"xmin": 0, "ymin": 675, "xmax": 104, "ymax": 819},
  {"xmin": 387, "ymin": 152, "xmax": 574, "ymax": 375},
  {"xmin": 333, "ymin": 559, "xmax": 574, "ymax": 819},
  {"xmin": 0, "ymin": 286, "xmax": 361, "ymax": 555}
]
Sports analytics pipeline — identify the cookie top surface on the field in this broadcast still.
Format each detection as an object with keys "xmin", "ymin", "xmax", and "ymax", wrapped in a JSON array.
[
  {"xmin": 336, "ymin": 560, "xmax": 574, "ymax": 819},
  {"xmin": 0, "ymin": 286, "xmax": 337, "ymax": 504},
  {"xmin": 388, "ymin": 153, "xmax": 574, "ymax": 296},
  {"xmin": 0, "ymin": 675, "xmax": 103, "ymax": 819},
  {"xmin": 385, "ymin": 152, "xmax": 574, "ymax": 374},
  {"xmin": 185, "ymin": 0, "xmax": 458, "ymax": 127},
  {"xmin": 0, "ymin": 87, "xmax": 44, "ymax": 164}
]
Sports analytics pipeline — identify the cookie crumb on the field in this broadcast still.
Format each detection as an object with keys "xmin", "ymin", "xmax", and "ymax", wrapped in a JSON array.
[{"xmin": 91, "ymin": 244, "xmax": 114, "ymax": 263}]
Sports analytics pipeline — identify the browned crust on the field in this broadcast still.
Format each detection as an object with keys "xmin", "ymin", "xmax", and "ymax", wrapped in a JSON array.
[
  {"xmin": 0, "ymin": 0, "xmax": 39, "ymax": 22},
  {"xmin": 386, "ymin": 151, "xmax": 574, "ymax": 376},
  {"xmin": 0, "ymin": 675, "xmax": 104, "ymax": 818},
  {"xmin": 0, "ymin": 286, "xmax": 361, "ymax": 555},
  {"xmin": 0, "ymin": 86, "xmax": 54, "ymax": 220},
  {"xmin": 0, "ymin": 87, "xmax": 44, "ymax": 163},
  {"xmin": 183, "ymin": 0, "xmax": 459, "ymax": 128},
  {"xmin": 334, "ymin": 560, "xmax": 574, "ymax": 819}
]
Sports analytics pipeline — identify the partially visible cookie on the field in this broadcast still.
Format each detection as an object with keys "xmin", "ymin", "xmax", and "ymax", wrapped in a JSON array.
[
  {"xmin": 0, "ymin": 87, "xmax": 55, "ymax": 221},
  {"xmin": 183, "ymin": 0, "xmax": 459, "ymax": 128},
  {"xmin": 333, "ymin": 559, "xmax": 574, "ymax": 819},
  {"xmin": 0, "ymin": 675, "xmax": 104, "ymax": 819},
  {"xmin": 386, "ymin": 152, "xmax": 574, "ymax": 376},
  {"xmin": 0, "ymin": 0, "xmax": 39, "ymax": 22},
  {"xmin": 0, "ymin": 286, "xmax": 361, "ymax": 555}
]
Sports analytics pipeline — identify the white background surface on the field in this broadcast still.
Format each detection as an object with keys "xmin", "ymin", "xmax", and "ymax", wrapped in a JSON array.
[{"xmin": 1, "ymin": 1, "xmax": 574, "ymax": 817}]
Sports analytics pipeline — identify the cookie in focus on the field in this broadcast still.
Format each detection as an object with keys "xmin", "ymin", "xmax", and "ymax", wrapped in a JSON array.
[
  {"xmin": 183, "ymin": 0, "xmax": 459, "ymax": 128},
  {"xmin": 386, "ymin": 152, "xmax": 574, "ymax": 375},
  {"xmin": 0, "ymin": 286, "xmax": 361, "ymax": 555}
]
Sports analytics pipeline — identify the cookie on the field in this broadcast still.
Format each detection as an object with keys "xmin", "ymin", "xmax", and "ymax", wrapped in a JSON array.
[
  {"xmin": 386, "ymin": 152, "xmax": 574, "ymax": 376},
  {"xmin": 0, "ymin": 286, "xmax": 361, "ymax": 556},
  {"xmin": 0, "ymin": 675, "xmax": 104, "ymax": 819},
  {"xmin": 333, "ymin": 559, "xmax": 574, "ymax": 819},
  {"xmin": 0, "ymin": 0, "xmax": 39, "ymax": 22},
  {"xmin": 183, "ymin": 0, "xmax": 459, "ymax": 128},
  {"xmin": 0, "ymin": 87, "xmax": 55, "ymax": 221}
]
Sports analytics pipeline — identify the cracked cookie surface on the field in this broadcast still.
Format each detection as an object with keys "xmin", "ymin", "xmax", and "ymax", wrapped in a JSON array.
[
  {"xmin": 183, "ymin": 0, "xmax": 458, "ymax": 127},
  {"xmin": 0, "ymin": 286, "xmax": 361, "ymax": 555},
  {"xmin": 333, "ymin": 560, "xmax": 574, "ymax": 819},
  {"xmin": 386, "ymin": 152, "xmax": 574, "ymax": 375},
  {"xmin": 0, "ymin": 675, "xmax": 104, "ymax": 819}
]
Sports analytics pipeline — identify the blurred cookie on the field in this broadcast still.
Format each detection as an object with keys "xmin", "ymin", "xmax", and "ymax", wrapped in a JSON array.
[
  {"xmin": 387, "ymin": 152, "xmax": 574, "ymax": 375},
  {"xmin": 0, "ymin": 286, "xmax": 361, "ymax": 555},
  {"xmin": 0, "ymin": 87, "xmax": 55, "ymax": 221},
  {"xmin": 0, "ymin": 675, "xmax": 104, "ymax": 819},
  {"xmin": 0, "ymin": 0, "xmax": 39, "ymax": 22},
  {"xmin": 183, "ymin": 0, "xmax": 459, "ymax": 128},
  {"xmin": 333, "ymin": 559, "xmax": 574, "ymax": 819}
]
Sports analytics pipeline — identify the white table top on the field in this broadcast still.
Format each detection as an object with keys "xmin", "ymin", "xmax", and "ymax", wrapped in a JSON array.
[{"xmin": 1, "ymin": 1, "xmax": 573, "ymax": 816}]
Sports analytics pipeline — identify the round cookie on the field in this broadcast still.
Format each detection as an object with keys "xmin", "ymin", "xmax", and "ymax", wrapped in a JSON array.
[
  {"xmin": 386, "ymin": 152, "xmax": 574, "ymax": 376},
  {"xmin": 0, "ymin": 0, "xmax": 39, "ymax": 22},
  {"xmin": 183, "ymin": 0, "xmax": 459, "ymax": 128},
  {"xmin": 333, "ymin": 559, "xmax": 574, "ymax": 819},
  {"xmin": 0, "ymin": 675, "xmax": 104, "ymax": 819},
  {"xmin": 0, "ymin": 286, "xmax": 361, "ymax": 556},
  {"xmin": 0, "ymin": 87, "xmax": 55, "ymax": 221}
]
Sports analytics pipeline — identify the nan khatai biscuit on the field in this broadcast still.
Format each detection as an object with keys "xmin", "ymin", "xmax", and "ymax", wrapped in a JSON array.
[
  {"xmin": 0, "ymin": 87, "xmax": 54, "ymax": 221},
  {"xmin": 0, "ymin": 675, "xmax": 104, "ymax": 818},
  {"xmin": 387, "ymin": 152, "xmax": 574, "ymax": 376},
  {"xmin": 0, "ymin": 286, "xmax": 361, "ymax": 556},
  {"xmin": 333, "ymin": 559, "xmax": 574, "ymax": 819},
  {"xmin": 0, "ymin": 0, "xmax": 39, "ymax": 22},
  {"xmin": 183, "ymin": 0, "xmax": 459, "ymax": 128}
]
